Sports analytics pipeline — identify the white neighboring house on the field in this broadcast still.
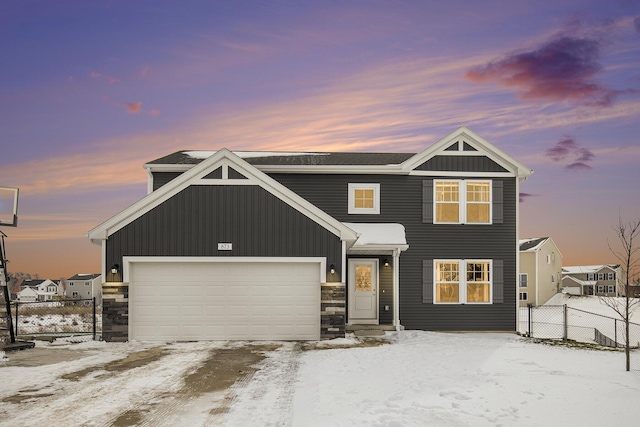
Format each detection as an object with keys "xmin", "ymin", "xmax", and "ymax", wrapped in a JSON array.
[
  {"xmin": 65, "ymin": 273, "xmax": 102, "ymax": 305},
  {"xmin": 562, "ymin": 265, "xmax": 622, "ymax": 297},
  {"xmin": 519, "ymin": 237, "xmax": 563, "ymax": 306},
  {"xmin": 17, "ymin": 279, "xmax": 60, "ymax": 302}
]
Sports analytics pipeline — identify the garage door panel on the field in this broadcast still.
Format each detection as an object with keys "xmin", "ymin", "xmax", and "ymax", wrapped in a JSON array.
[{"xmin": 129, "ymin": 260, "xmax": 321, "ymax": 341}]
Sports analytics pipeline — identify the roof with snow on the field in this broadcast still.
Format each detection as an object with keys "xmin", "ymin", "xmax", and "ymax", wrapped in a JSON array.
[
  {"xmin": 519, "ymin": 237, "xmax": 549, "ymax": 252},
  {"xmin": 562, "ymin": 265, "xmax": 620, "ymax": 275},
  {"xmin": 343, "ymin": 222, "xmax": 408, "ymax": 249},
  {"xmin": 147, "ymin": 150, "xmax": 415, "ymax": 166},
  {"xmin": 68, "ymin": 273, "xmax": 101, "ymax": 281}
]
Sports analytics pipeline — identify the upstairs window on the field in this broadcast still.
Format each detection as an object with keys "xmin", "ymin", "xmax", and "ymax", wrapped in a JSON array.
[
  {"xmin": 348, "ymin": 183, "xmax": 380, "ymax": 214},
  {"xmin": 587, "ymin": 273, "xmax": 595, "ymax": 281},
  {"xmin": 434, "ymin": 180, "xmax": 491, "ymax": 224},
  {"xmin": 519, "ymin": 273, "xmax": 528, "ymax": 287},
  {"xmin": 608, "ymin": 273, "xmax": 615, "ymax": 280}
]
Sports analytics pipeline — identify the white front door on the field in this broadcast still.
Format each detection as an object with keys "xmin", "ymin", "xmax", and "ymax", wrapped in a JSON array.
[{"xmin": 348, "ymin": 259, "xmax": 378, "ymax": 324}]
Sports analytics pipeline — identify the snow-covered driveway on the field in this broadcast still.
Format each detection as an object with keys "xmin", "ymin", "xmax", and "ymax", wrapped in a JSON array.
[{"xmin": 1, "ymin": 332, "xmax": 639, "ymax": 426}]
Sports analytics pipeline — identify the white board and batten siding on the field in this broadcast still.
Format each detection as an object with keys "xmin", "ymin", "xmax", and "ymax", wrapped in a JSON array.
[{"xmin": 126, "ymin": 257, "xmax": 324, "ymax": 341}]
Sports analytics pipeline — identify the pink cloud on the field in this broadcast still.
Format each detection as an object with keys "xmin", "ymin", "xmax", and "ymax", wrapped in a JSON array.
[
  {"xmin": 149, "ymin": 108, "xmax": 160, "ymax": 116},
  {"xmin": 566, "ymin": 162, "xmax": 593, "ymax": 171},
  {"xmin": 90, "ymin": 71, "xmax": 120, "ymax": 84},
  {"xmin": 545, "ymin": 135, "xmax": 595, "ymax": 171},
  {"xmin": 466, "ymin": 35, "xmax": 633, "ymax": 107},
  {"xmin": 125, "ymin": 102, "xmax": 142, "ymax": 114}
]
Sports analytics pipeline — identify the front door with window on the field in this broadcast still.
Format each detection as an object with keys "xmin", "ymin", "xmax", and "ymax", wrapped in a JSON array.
[{"xmin": 348, "ymin": 259, "xmax": 378, "ymax": 324}]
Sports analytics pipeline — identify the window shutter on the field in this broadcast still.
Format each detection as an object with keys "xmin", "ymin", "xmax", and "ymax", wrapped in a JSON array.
[
  {"xmin": 493, "ymin": 180, "xmax": 503, "ymax": 224},
  {"xmin": 422, "ymin": 260, "xmax": 434, "ymax": 303},
  {"xmin": 493, "ymin": 259, "xmax": 504, "ymax": 303},
  {"xmin": 422, "ymin": 180, "xmax": 433, "ymax": 223}
]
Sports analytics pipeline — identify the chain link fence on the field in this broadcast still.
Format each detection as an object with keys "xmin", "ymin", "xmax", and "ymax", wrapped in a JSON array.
[
  {"xmin": 519, "ymin": 304, "xmax": 640, "ymax": 348},
  {"xmin": 11, "ymin": 298, "xmax": 101, "ymax": 341}
]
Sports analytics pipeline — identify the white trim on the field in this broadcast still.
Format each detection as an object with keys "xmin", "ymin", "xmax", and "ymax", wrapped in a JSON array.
[
  {"xmin": 348, "ymin": 183, "xmax": 380, "ymax": 215},
  {"xmin": 192, "ymin": 179, "xmax": 257, "ymax": 186},
  {"xmin": 222, "ymin": 164, "xmax": 229, "ymax": 179},
  {"xmin": 433, "ymin": 179, "xmax": 492, "ymax": 225},
  {"xmin": 341, "ymin": 240, "xmax": 347, "ymax": 283},
  {"xmin": 347, "ymin": 258, "xmax": 379, "ymax": 324},
  {"xmin": 519, "ymin": 273, "xmax": 528, "ymax": 287},
  {"xmin": 410, "ymin": 171, "xmax": 514, "ymax": 178},
  {"xmin": 146, "ymin": 169, "xmax": 153, "ymax": 195},
  {"xmin": 401, "ymin": 126, "xmax": 533, "ymax": 179},
  {"xmin": 393, "ymin": 249, "xmax": 401, "ymax": 330},
  {"xmin": 433, "ymin": 259, "xmax": 493, "ymax": 304},
  {"xmin": 123, "ymin": 256, "xmax": 327, "ymax": 283},
  {"xmin": 101, "ymin": 240, "xmax": 107, "ymax": 281}
]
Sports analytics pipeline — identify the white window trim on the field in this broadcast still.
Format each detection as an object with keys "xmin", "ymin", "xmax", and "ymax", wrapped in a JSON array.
[
  {"xmin": 607, "ymin": 285, "xmax": 615, "ymax": 293},
  {"xmin": 348, "ymin": 183, "xmax": 380, "ymax": 215},
  {"xmin": 433, "ymin": 259, "xmax": 493, "ymax": 304},
  {"xmin": 519, "ymin": 273, "xmax": 528, "ymax": 287},
  {"xmin": 607, "ymin": 273, "xmax": 615, "ymax": 280},
  {"xmin": 519, "ymin": 292, "xmax": 528, "ymax": 301},
  {"xmin": 433, "ymin": 179, "xmax": 492, "ymax": 224}
]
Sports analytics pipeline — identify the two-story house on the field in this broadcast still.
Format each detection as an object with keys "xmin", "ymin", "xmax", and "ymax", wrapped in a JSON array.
[
  {"xmin": 88, "ymin": 127, "xmax": 533, "ymax": 342},
  {"xmin": 518, "ymin": 237, "xmax": 563, "ymax": 306},
  {"xmin": 17, "ymin": 279, "xmax": 59, "ymax": 302},
  {"xmin": 562, "ymin": 265, "xmax": 622, "ymax": 297},
  {"xmin": 65, "ymin": 273, "xmax": 102, "ymax": 305}
]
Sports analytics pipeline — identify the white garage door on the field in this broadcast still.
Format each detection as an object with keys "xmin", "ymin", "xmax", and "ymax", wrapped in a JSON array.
[{"xmin": 128, "ymin": 259, "xmax": 321, "ymax": 341}]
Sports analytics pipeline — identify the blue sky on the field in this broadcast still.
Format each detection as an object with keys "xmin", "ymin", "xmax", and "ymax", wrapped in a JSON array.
[{"xmin": 1, "ymin": 1, "xmax": 639, "ymax": 278}]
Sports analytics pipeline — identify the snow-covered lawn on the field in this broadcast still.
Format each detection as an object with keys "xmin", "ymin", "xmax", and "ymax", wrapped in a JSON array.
[{"xmin": 1, "ymin": 332, "xmax": 639, "ymax": 426}]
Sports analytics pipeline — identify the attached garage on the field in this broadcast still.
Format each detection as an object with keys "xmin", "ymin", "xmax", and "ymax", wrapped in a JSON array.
[{"xmin": 126, "ymin": 257, "xmax": 324, "ymax": 341}]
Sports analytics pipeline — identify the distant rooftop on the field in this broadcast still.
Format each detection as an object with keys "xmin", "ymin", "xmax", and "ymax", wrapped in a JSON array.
[
  {"xmin": 68, "ymin": 273, "xmax": 101, "ymax": 281},
  {"xmin": 519, "ymin": 237, "xmax": 549, "ymax": 252}
]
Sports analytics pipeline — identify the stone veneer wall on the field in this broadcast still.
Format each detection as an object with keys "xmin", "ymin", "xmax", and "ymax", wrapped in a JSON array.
[
  {"xmin": 102, "ymin": 283, "xmax": 128, "ymax": 342},
  {"xmin": 320, "ymin": 282, "xmax": 346, "ymax": 340}
]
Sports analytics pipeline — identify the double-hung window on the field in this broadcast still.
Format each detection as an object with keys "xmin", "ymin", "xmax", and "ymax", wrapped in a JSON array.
[
  {"xmin": 519, "ymin": 273, "xmax": 528, "ymax": 287},
  {"xmin": 348, "ymin": 183, "xmax": 380, "ymax": 214},
  {"xmin": 434, "ymin": 180, "xmax": 491, "ymax": 224},
  {"xmin": 435, "ymin": 260, "xmax": 492, "ymax": 304}
]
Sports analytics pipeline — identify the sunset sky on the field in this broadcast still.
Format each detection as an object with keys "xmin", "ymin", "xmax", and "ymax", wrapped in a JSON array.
[{"xmin": 1, "ymin": 1, "xmax": 639, "ymax": 279}]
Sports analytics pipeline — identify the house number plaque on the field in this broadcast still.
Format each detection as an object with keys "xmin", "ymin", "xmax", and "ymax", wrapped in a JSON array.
[{"xmin": 217, "ymin": 243, "xmax": 232, "ymax": 251}]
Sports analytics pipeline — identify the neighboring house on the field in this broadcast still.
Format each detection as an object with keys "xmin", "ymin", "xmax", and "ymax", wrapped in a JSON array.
[
  {"xmin": 518, "ymin": 237, "xmax": 563, "ymax": 306},
  {"xmin": 65, "ymin": 274, "xmax": 102, "ymax": 305},
  {"xmin": 88, "ymin": 126, "xmax": 533, "ymax": 342},
  {"xmin": 17, "ymin": 279, "xmax": 59, "ymax": 302},
  {"xmin": 562, "ymin": 265, "xmax": 622, "ymax": 297}
]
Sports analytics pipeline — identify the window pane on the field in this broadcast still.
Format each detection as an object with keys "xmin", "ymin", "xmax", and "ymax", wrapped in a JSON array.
[
  {"xmin": 436, "ymin": 283, "xmax": 459, "ymax": 303},
  {"xmin": 436, "ymin": 261, "xmax": 459, "ymax": 282},
  {"xmin": 436, "ymin": 204, "xmax": 459, "ymax": 222},
  {"xmin": 354, "ymin": 189, "xmax": 374, "ymax": 209},
  {"xmin": 466, "ymin": 182, "xmax": 490, "ymax": 202},
  {"xmin": 355, "ymin": 265, "xmax": 372, "ymax": 291},
  {"xmin": 467, "ymin": 262, "xmax": 490, "ymax": 282},
  {"xmin": 467, "ymin": 203, "xmax": 490, "ymax": 223},
  {"xmin": 436, "ymin": 182, "xmax": 459, "ymax": 202},
  {"xmin": 467, "ymin": 283, "xmax": 490, "ymax": 302}
]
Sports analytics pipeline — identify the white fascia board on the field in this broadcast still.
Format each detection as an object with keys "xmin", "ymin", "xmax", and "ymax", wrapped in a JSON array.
[
  {"xmin": 89, "ymin": 148, "xmax": 358, "ymax": 243},
  {"xmin": 409, "ymin": 171, "xmax": 514, "ymax": 178},
  {"xmin": 143, "ymin": 163, "xmax": 193, "ymax": 172},
  {"xmin": 401, "ymin": 126, "xmax": 534, "ymax": 179}
]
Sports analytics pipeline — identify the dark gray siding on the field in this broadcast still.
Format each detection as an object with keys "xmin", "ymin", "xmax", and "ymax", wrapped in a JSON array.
[
  {"xmin": 270, "ymin": 173, "xmax": 518, "ymax": 331},
  {"xmin": 107, "ymin": 185, "xmax": 343, "ymax": 280},
  {"xmin": 152, "ymin": 172, "xmax": 183, "ymax": 191},
  {"xmin": 415, "ymin": 155, "xmax": 508, "ymax": 172}
]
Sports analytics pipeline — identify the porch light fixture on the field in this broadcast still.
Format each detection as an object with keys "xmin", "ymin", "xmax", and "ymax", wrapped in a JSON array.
[
  {"xmin": 329, "ymin": 264, "xmax": 336, "ymax": 274},
  {"xmin": 111, "ymin": 264, "xmax": 120, "ymax": 274},
  {"xmin": 384, "ymin": 259, "xmax": 389, "ymax": 267}
]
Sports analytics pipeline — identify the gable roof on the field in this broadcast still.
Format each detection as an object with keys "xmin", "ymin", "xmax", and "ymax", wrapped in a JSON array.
[
  {"xmin": 400, "ymin": 127, "xmax": 533, "ymax": 179},
  {"xmin": 89, "ymin": 149, "xmax": 359, "ymax": 243},
  {"xmin": 519, "ymin": 237, "xmax": 549, "ymax": 252},
  {"xmin": 563, "ymin": 265, "xmax": 620, "ymax": 275},
  {"xmin": 144, "ymin": 127, "xmax": 533, "ymax": 179},
  {"xmin": 68, "ymin": 273, "xmax": 101, "ymax": 281}
]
